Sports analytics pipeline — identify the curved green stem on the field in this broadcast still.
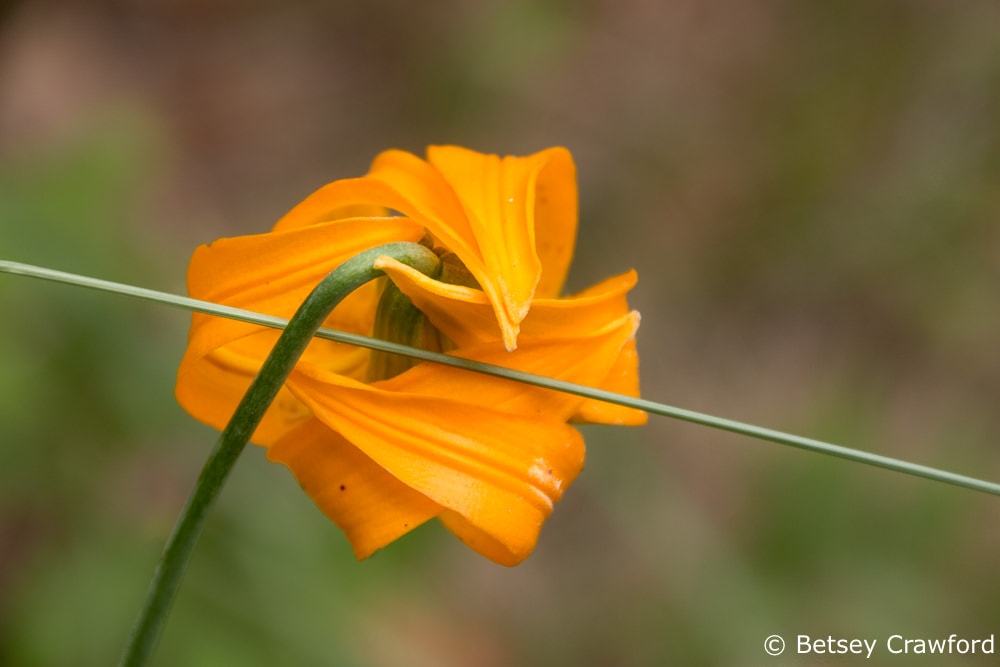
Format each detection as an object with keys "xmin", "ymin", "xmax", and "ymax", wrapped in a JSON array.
[{"xmin": 116, "ymin": 243, "xmax": 440, "ymax": 667}]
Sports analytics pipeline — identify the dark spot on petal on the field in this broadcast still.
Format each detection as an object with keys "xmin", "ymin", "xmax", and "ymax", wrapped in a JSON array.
[{"xmin": 339, "ymin": 484, "xmax": 346, "ymax": 491}]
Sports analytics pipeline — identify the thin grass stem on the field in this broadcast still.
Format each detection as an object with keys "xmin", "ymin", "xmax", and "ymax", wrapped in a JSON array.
[{"xmin": 3, "ymin": 259, "xmax": 999, "ymax": 500}]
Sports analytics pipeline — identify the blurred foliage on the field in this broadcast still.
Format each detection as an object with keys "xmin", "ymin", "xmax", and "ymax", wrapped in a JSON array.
[{"xmin": 1, "ymin": 0, "xmax": 999, "ymax": 665}]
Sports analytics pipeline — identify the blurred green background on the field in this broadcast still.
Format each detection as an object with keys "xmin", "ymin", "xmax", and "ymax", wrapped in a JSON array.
[{"xmin": 2, "ymin": 1, "xmax": 999, "ymax": 665}]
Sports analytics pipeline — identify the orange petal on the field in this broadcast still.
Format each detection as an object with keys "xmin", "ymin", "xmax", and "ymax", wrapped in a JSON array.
[
  {"xmin": 369, "ymin": 149, "xmax": 525, "ymax": 349},
  {"xmin": 373, "ymin": 256, "xmax": 497, "ymax": 344},
  {"xmin": 268, "ymin": 150, "xmax": 525, "ymax": 347},
  {"xmin": 275, "ymin": 202, "xmax": 392, "ymax": 229},
  {"xmin": 185, "ymin": 216, "xmax": 424, "ymax": 358},
  {"xmin": 525, "ymin": 270, "xmax": 638, "ymax": 340},
  {"xmin": 425, "ymin": 147, "xmax": 540, "ymax": 330},
  {"xmin": 268, "ymin": 419, "xmax": 441, "ymax": 560},
  {"xmin": 375, "ymin": 259, "xmax": 645, "ymax": 424},
  {"xmin": 178, "ymin": 216, "xmax": 420, "ymax": 441},
  {"xmin": 273, "ymin": 151, "xmax": 474, "ymax": 251},
  {"xmin": 428, "ymin": 145, "xmax": 577, "ymax": 300},
  {"xmin": 270, "ymin": 151, "xmax": 485, "ymax": 285},
  {"xmin": 438, "ymin": 510, "xmax": 536, "ymax": 567},
  {"xmin": 175, "ymin": 338, "xmax": 312, "ymax": 445},
  {"xmin": 376, "ymin": 257, "xmax": 638, "ymax": 347},
  {"xmin": 572, "ymin": 336, "xmax": 647, "ymax": 426},
  {"xmin": 284, "ymin": 368, "xmax": 585, "ymax": 566},
  {"xmin": 272, "ymin": 147, "xmax": 578, "ymax": 350},
  {"xmin": 378, "ymin": 311, "xmax": 642, "ymax": 422},
  {"xmin": 526, "ymin": 147, "xmax": 577, "ymax": 298}
]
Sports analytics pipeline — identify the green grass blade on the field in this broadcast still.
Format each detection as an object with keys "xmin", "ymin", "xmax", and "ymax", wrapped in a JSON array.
[{"xmin": 3, "ymin": 259, "xmax": 999, "ymax": 497}]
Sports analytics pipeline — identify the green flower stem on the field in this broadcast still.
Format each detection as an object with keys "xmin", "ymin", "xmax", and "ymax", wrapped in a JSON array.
[
  {"xmin": 3, "ymin": 259, "xmax": 1000, "ymax": 499},
  {"xmin": 98, "ymin": 244, "xmax": 441, "ymax": 667}
]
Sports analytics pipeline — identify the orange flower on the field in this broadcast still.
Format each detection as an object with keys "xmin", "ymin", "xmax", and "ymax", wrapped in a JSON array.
[{"xmin": 176, "ymin": 146, "xmax": 644, "ymax": 565}]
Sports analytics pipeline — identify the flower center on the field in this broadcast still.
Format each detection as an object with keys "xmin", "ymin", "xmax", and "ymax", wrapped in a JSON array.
[{"xmin": 365, "ymin": 243, "xmax": 477, "ymax": 382}]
